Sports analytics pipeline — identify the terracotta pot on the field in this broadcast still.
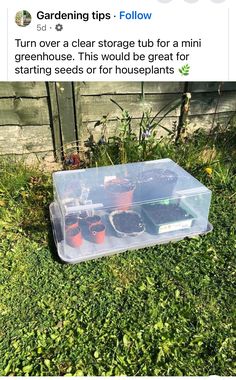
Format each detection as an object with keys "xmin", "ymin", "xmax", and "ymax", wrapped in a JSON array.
[
  {"xmin": 66, "ymin": 227, "xmax": 83, "ymax": 247},
  {"xmin": 90, "ymin": 223, "xmax": 106, "ymax": 244},
  {"xmin": 85, "ymin": 215, "xmax": 102, "ymax": 227},
  {"xmin": 105, "ymin": 178, "xmax": 135, "ymax": 211},
  {"xmin": 65, "ymin": 215, "xmax": 79, "ymax": 231}
]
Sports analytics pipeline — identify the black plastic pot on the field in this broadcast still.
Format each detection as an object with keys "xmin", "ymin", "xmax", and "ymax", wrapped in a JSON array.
[{"xmin": 136, "ymin": 169, "xmax": 178, "ymax": 201}]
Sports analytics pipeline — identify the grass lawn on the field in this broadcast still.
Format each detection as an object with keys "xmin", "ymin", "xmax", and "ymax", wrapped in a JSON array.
[{"xmin": 0, "ymin": 138, "xmax": 235, "ymax": 375}]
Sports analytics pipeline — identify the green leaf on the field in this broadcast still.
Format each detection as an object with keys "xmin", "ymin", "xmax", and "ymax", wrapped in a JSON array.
[
  {"xmin": 44, "ymin": 359, "xmax": 51, "ymax": 369},
  {"xmin": 23, "ymin": 364, "xmax": 33, "ymax": 374},
  {"xmin": 75, "ymin": 370, "xmax": 84, "ymax": 376},
  {"xmin": 94, "ymin": 350, "xmax": 99, "ymax": 358},
  {"xmin": 157, "ymin": 348, "xmax": 164, "ymax": 362},
  {"xmin": 139, "ymin": 283, "xmax": 146, "ymax": 291},
  {"xmin": 123, "ymin": 334, "xmax": 130, "ymax": 347},
  {"xmin": 12, "ymin": 340, "xmax": 19, "ymax": 349},
  {"xmin": 146, "ymin": 276, "xmax": 154, "ymax": 286},
  {"xmin": 175, "ymin": 289, "xmax": 180, "ymax": 299},
  {"xmin": 4, "ymin": 362, "xmax": 12, "ymax": 375},
  {"xmin": 154, "ymin": 320, "xmax": 164, "ymax": 330},
  {"xmin": 179, "ymin": 64, "xmax": 190, "ymax": 76}
]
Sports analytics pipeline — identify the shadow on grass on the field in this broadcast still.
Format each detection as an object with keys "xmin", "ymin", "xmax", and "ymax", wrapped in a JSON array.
[
  {"xmin": 44, "ymin": 206, "xmax": 65, "ymax": 264},
  {"xmin": 19, "ymin": 199, "xmax": 64, "ymax": 264},
  {"xmin": 205, "ymin": 122, "xmax": 236, "ymax": 163}
]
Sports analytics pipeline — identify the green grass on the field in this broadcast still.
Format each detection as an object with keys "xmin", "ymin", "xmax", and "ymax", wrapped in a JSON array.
[{"xmin": 0, "ymin": 141, "xmax": 235, "ymax": 376}]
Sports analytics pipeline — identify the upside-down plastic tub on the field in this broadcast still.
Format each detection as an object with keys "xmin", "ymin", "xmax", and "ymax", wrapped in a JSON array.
[{"xmin": 50, "ymin": 158, "xmax": 212, "ymax": 263}]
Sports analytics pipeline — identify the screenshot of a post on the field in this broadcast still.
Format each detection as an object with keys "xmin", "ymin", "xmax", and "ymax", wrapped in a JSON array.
[{"xmin": 0, "ymin": 0, "xmax": 235, "ymax": 378}]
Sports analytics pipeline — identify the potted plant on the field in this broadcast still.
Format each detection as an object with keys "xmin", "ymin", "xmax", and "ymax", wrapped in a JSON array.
[{"xmin": 105, "ymin": 178, "xmax": 135, "ymax": 210}]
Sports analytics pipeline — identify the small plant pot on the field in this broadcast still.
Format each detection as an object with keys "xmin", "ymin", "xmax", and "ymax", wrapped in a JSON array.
[
  {"xmin": 85, "ymin": 215, "xmax": 102, "ymax": 227},
  {"xmin": 66, "ymin": 227, "xmax": 83, "ymax": 247},
  {"xmin": 105, "ymin": 178, "xmax": 135, "ymax": 211},
  {"xmin": 77, "ymin": 211, "xmax": 89, "ymax": 225},
  {"xmin": 90, "ymin": 223, "xmax": 106, "ymax": 244},
  {"xmin": 65, "ymin": 215, "xmax": 79, "ymax": 231}
]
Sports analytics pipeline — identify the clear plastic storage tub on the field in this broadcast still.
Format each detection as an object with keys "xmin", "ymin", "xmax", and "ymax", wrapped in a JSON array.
[{"xmin": 50, "ymin": 159, "xmax": 212, "ymax": 263}]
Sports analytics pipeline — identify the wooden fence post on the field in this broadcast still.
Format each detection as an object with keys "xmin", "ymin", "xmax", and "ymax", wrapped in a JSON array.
[
  {"xmin": 72, "ymin": 82, "xmax": 83, "ymax": 146},
  {"xmin": 46, "ymin": 82, "xmax": 79, "ymax": 161},
  {"xmin": 46, "ymin": 82, "xmax": 63, "ymax": 161}
]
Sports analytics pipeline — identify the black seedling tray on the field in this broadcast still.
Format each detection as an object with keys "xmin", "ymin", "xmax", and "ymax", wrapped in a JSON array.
[{"xmin": 142, "ymin": 202, "xmax": 196, "ymax": 234}]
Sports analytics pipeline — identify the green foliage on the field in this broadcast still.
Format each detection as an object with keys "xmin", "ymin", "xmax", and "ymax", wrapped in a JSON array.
[
  {"xmin": 86, "ymin": 98, "xmax": 181, "ymax": 166},
  {"xmin": 179, "ymin": 64, "xmax": 190, "ymax": 76},
  {"xmin": 0, "ymin": 137, "xmax": 235, "ymax": 375}
]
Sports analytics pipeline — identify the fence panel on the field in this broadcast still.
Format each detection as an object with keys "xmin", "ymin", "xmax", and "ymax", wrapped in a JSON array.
[{"xmin": 0, "ymin": 81, "xmax": 236, "ymax": 160}]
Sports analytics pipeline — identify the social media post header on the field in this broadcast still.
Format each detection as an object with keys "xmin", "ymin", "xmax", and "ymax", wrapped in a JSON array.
[{"xmin": 0, "ymin": 0, "xmax": 235, "ymax": 81}]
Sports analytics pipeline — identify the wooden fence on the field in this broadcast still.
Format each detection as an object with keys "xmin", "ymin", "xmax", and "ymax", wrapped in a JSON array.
[
  {"xmin": 0, "ymin": 83, "xmax": 51, "ymax": 157},
  {"xmin": 0, "ymin": 82, "xmax": 236, "ymax": 161}
]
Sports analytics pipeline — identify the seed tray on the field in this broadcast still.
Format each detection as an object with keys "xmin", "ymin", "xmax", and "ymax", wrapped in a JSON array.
[{"xmin": 142, "ymin": 201, "xmax": 196, "ymax": 234}]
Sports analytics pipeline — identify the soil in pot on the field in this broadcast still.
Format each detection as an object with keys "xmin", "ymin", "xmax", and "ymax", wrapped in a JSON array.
[
  {"xmin": 85, "ymin": 215, "xmax": 102, "ymax": 227},
  {"xmin": 105, "ymin": 178, "xmax": 135, "ymax": 210},
  {"xmin": 111, "ymin": 211, "xmax": 145, "ymax": 235},
  {"xmin": 66, "ymin": 226, "xmax": 83, "ymax": 247},
  {"xmin": 65, "ymin": 215, "xmax": 79, "ymax": 230},
  {"xmin": 90, "ymin": 223, "xmax": 106, "ymax": 244}
]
